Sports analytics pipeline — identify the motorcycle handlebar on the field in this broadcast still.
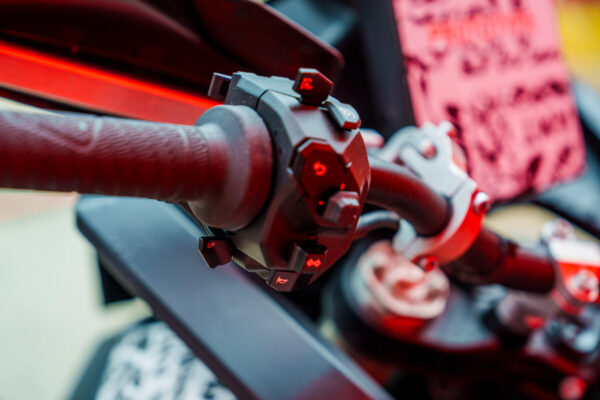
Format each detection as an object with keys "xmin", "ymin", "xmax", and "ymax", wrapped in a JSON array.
[
  {"xmin": 446, "ymin": 227, "xmax": 555, "ymax": 292},
  {"xmin": 0, "ymin": 107, "xmax": 555, "ymax": 292},
  {"xmin": 367, "ymin": 156, "xmax": 450, "ymax": 237},
  {"xmin": 367, "ymin": 156, "xmax": 555, "ymax": 293}
]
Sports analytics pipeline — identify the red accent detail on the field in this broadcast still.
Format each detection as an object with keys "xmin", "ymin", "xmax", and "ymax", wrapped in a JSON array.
[
  {"xmin": 0, "ymin": 41, "xmax": 218, "ymax": 124},
  {"xmin": 312, "ymin": 161, "xmax": 327, "ymax": 176},
  {"xmin": 317, "ymin": 200, "xmax": 325, "ymax": 206},
  {"xmin": 525, "ymin": 315, "xmax": 545, "ymax": 330},
  {"xmin": 559, "ymin": 376, "xmax": 587, "ymax": 400},
  {"xmin": 306, "ymin": 258, "xmax": 322, "ymax": 268},
  {"xmin": 206, "ymin": 241, "xmax": 216, "ymax": 249},
  {"xmin": 275, "ymin": 276, "xmax": 289, "ymax": 284},
  {"xmin": 558, "ymin": 261, "xmax": 600, "ymax": 303},
  {"xmin": 340, "ymin": 183, "xmax": 346, "ymax": 190},
  {"xmin": 299, "ymin": 77, "xmax": 314, "ymax": 91},
  {"xmin": 381, "ymin": 315, "xmax": 427, "ymax": 335}
]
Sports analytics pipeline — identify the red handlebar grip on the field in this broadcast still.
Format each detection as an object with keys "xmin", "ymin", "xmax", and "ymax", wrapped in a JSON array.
[
  {"xmin": 0, "ymin": 111, "xmax": 211, "ymax": 201},
  {"xmin": 0, "ymin": 106, "xmax": 273, "ymax": 231}
]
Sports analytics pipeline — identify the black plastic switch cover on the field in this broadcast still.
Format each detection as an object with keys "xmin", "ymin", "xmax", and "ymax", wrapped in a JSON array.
[
  {"xmin": 292, "ymin": 68, "xmax": 333, "ymax": 106},
  {"xmin": 198, "ymin": 237, "xmax": 233, "ymax": 268},
  {"xmin": 325, "ymin": 100, "xmax": 361, "ymax": 130},
  {"xmin": 289, "ymin": 243, "xmax": 328, "ymax": 273}
]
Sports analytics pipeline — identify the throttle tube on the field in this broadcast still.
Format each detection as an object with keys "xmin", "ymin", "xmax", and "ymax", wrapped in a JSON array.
[
  {"xmin": 367, "ymin": 156, "xmax": 450, "ymax": 237},
  {"xmin": 0, "ymin": 106, "xmax": 272, "ymax": 230},
  {"xmin": 445, "ymin": 228, "xmax": 555, "ymax": 293}
]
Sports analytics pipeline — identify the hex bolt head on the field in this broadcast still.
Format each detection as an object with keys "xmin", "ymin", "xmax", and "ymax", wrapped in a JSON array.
[
  {"xmin": 417, "ymin": 255, "xmax": 439, "ymax": 271},
  {"xmin": 418, "ymin": 138, "xmax": 437, "ymax": 159},
  {"xmin": 472, "ymin": 192, "xmax": 492, "ymax": 215},
  {"xmin": 568, "ymin": 269, "xmax": 599, "ymax": 303},
  {"xmin": 541, "ymin": 219, "xmax": 576, "ymax": 243}
]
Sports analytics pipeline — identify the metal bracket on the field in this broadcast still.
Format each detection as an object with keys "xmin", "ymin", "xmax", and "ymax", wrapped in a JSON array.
[
  {"xmin": 76, "ymin": 196, "xmax": 391, "ymax": 400},
  {"xmin": 379, "ymin": 122, "xmax": 488, "ymax": 265}
]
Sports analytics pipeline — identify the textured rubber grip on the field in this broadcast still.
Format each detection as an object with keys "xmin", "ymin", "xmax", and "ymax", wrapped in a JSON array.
[{"xmin": 0, "ymin": 111, "xmax": 211, "ymax": 201}]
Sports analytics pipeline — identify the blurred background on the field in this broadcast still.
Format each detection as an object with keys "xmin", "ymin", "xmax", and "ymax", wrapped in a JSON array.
[{"xmin": 558, "ymin": 0, "xmax": 600, "ymax": 90}]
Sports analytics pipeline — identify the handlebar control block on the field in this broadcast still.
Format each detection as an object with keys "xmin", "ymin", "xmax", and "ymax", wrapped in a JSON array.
[{"xmin": 199, "ymin": 70, "xmax": 370, "ymax": 291}]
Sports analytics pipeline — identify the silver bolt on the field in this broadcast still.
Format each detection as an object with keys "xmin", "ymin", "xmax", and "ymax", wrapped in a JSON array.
[
  {"xmin": 418, "ymin": 138, "xmax": 437, "ymax": 159},
  {"xmin": 417, "ymin": 255, "xmax": 439, "ymax": 271},
  {"xmin": 553, "ymin": 219, "xmax": 575, "ymax": 239},
  {"xmin": 541, "ymin": 219, "xmax": 575, "ymax": 243},
  {"xmin": 472, "ymin": 192, "xmax": 492, "ymax": 215},
  {"xmin": 568, "ymin": 270, "xmax": 599, "ymax": 303},
  {"xmin": 446, "ymin": 126, "xmax": 458, "ymax": 139}
]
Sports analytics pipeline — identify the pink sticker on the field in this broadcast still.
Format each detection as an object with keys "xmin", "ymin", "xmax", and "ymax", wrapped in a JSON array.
[{"xmin": 392, "ymin": 0, "xmax": 585, "ymax": 200}]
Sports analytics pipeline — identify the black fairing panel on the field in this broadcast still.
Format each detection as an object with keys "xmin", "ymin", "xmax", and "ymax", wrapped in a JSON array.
[{"xmin": 0, "ymin": 0, "xmax": 343, "ymax": 89}]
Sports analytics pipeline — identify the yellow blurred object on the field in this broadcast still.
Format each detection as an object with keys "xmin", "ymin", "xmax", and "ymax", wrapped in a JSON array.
[{"xmin": 558, "ymin": 0, "xmax": 600, "ymax": 90}]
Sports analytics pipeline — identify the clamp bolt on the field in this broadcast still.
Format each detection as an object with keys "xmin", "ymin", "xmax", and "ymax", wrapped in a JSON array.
[
  {"xmin": 417, "ymin": 255, "xmax": 439, "ymax": 271},
  {"xmin": 418, "ymin": 138, "xmax": 437, "ymax": 159},
  {"xmin": 472, "ymin": 192, "xmax": 492, "ymax": 215},
  {"xmin": 568, "ymin": 270, "xmax": 599, "ymax": 303},
  {"xmin": 545, "ymin": 219, "xmax": 575, "ymax": 240}
]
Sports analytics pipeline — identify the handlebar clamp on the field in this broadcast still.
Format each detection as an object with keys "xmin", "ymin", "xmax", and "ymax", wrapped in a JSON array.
[{"xmin": 380, "ymin": 122, "xmax": 489, "ymax": 266}]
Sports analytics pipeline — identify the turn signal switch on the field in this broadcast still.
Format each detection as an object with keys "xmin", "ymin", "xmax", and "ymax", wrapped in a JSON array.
[{"xmin": 199, "ymin": 69, "xmax": 370, "ymax": 291}]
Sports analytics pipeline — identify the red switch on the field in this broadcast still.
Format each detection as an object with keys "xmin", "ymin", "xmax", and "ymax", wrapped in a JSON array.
[
  {"xmin": 291, "ymin": 140, "xmax": 346, "ymax": 200},
  {"xmin": 324, "ymin": 99, "xmax": 361, "ymax": 130},
  {"xmin": 289, "ymin": 243, "xmax": 327, "ymax": 273},
  {"xmin": 269, "ymin": 271, "xmax": 297, "ymax": 291},
  {"xmin": 313, "ymin": 161, "xmax": 327, "ymax": 176},
  {"xmin": 322, "ymin": 191, "xmax": 361, "ymax": 227},
  {"xmin": 292, "ymin": 68, "xmax": 333, "ymax": 106},
  {"xmin": 299, "ymin": 77, "xmax": 314, "ymax": 91},
  {"xmin": 305, "ymin": 258, "xmax": 322, "ymax": 268},
  {"xmin": 198, "ymin": 237, "xmax": 233, "ymax": 269}
]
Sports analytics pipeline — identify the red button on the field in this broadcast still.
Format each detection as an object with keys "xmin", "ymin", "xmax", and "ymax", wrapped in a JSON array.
[
  {"xmin": 291, "ymin": 140, "xmax": 345, "ymax": 200},
  {"xmin": 289, "ymin": 243, "xmax": 327, "ymax": 273},
  {"xmin": 269, "ymin": 271, "xmax": 297, "ymax": 291},
  {"xmin": 292, "ymin": 68, "xmax": 333, "ymax": 106}
]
